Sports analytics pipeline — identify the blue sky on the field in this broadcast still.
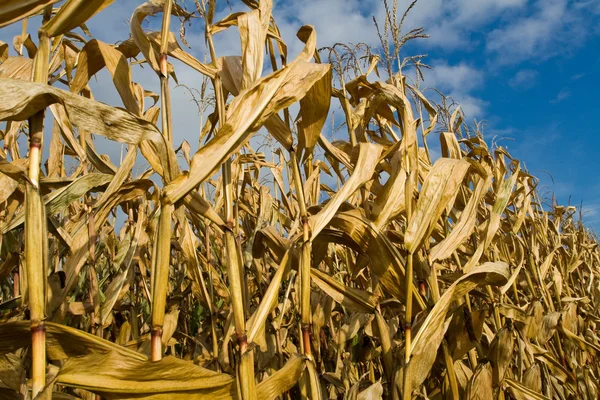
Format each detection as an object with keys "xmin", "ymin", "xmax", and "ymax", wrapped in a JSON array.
[{"xmin": 1, "ymin": 0, "xmax": 599, "ymax": 231}]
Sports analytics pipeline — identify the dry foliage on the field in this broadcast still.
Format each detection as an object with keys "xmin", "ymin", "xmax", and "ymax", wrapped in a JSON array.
[{"xmin": 0, "ymin": 0, "xmax": 598, "ymax": 399}]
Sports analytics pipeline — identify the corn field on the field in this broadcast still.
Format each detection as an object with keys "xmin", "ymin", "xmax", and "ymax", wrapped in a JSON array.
[{"xmin": 0, "ymin": 0, "xmax": 598, "ymax": 399}]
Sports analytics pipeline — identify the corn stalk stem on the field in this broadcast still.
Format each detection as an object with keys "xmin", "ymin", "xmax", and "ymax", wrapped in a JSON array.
[
  {"xmin": 150, "ymin": 0, "xmax": 175, "ymax": 361},
  {"xmin": 290, "ymin": 149, "xmax": 318, "ymax": 398},
  {"xmin": 26, "ymin": 12, "xmax": 51, "ymax": 395},
  {"xmin": 429, "ymin": 261, "xmax": 460, "ymax": 399},
  {"xmin": 159, "ymin": 0, "xmax": 173, "ymax": 144},
  {"xmin": 290, "ymin": 151, "xmax": 310, "ymax": 327},
  {"xmin": 151, "ymin": 202, "xmax": 173, "ymax": 361},
  {"xmin": 403, "ymin": 169, "xmax": 414, "ymax": 400},
  {"xmin": 206, "ymin": 19, "xmax": 255, "ymax": 397}
]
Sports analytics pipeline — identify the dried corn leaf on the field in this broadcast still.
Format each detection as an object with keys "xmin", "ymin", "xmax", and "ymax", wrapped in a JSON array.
[
  {"xmin": 310, "ymin": 143, "xmax": 382, "ymax": 239},
  {"xmin": 311, "ymin": 267, "xmax": 378, "ymax": 313},
  {"xmin": 0, "ymin": 0, "xmax": 61, "ymax": 29},
  {"xmin": 404, "ymin": 262, "xmax": 509, "ymax": 391},
  {"xmin": 56, "ymin": 352, "xmax": 236, "ymax": 399},
  {"xmin": 42, "ymin": 0, "xmax": 115, "ymax": 37},
  {"xmin": 71, "ymin": 39, "xmax": 138, "ymax": 114},
  {"xmin": 0, "ymin": 78, "xmax": 163, "ymax": 145},
  {"xmin": 405, "ymin": 158, "xmax": 470, "ymax": 254}
]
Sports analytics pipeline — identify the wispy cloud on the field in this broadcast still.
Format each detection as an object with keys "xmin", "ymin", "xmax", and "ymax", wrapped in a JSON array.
[
  {"xmin": 550, "ymin": 88, "xmax": 571, "ymax": 103},
  {"xmin": 581, "ymin": 203, "xmax": 600, "ymax": 231},
  {"xmin": 508, "ymin": 69, "xmax": 539, "ymax": 90}
]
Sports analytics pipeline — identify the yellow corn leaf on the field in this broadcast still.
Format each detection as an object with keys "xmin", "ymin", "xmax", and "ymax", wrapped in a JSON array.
[
  {"xmin": 0, "ymin": 0, "xmax": 61, "ymax": 29},
  {"xmin": 464, "ymin": 162, "xmax": 520, "ymax": 271},
  {"xmin": 42, "ymin": 0, "xmax": 115, "ymax": 37},
  {"xmin": 504, "ymin": 378, "xmax": 550, "ymax": 400},
  {"xmin": 0, "ymin": 321, "xmax": 146, "ymax": 361},
  {"xmin": 371, "ymin": 160, "xmax": 406, "ymax": 229},
  {"xmin": 55, "ymin": 352, "xmax": 236, "ymax": 399},
  {"xmin": 318, "ymin": 209, "xmax": 427, "ymax": 314},
  {"xmin": 309, "ymin": 143, "xmax": 382, "ymax": 239},
  {"xmin": 71, "ymin": 39, "xmax": 139, "ymax": 114},
  {"xmin": 216, "ymin": 55, "xmax": 294, "ymax": 150},
  {"xmin": 440, "ymin": 131, "xmax": 462, "ymax": 159},
  {"xmin": 0, "ymin": 78, "xmax": 163, "ymax": 145},
  {"xmin": 311, "ymin": 267, "xmax": 378, "ymax": 313},
  {"xmin": 405, "ymin": 158, "xmax": 471, "ymax": 254},
  {"xmin": 465, "ymin": 362, "xmax": 493, "ymax": 400},
  {"xmin": 130, "ymin": 0, "xmax": 190, "ymax": 75},
  {"xmin": 2, "ymin": 173, "xmax": 113, "ymax": 233},
  {"xmin": 247, "ymin": 250, "xmax": 290, "ymax": 344},
  {"xmin": 164, "ymin": 26, "xmax": 329, "ymax": 203},
  {"xmin": 255, "ymin": 354, "xmax": 305, "ymax": 400},
  {"xmin": 147, "ymin": 31, "xmax": 217, "ymax": 78},
  {"xmin": 298, "ymin": 67, "xmax": 332, "ymax": 157},
  {"xmin": 429, "ymin": 174, "xmax": 492, "ymax": 262},
  {"xmin": 238, "ymin": 1, "xmax": 272, "ymax": 89},
  {"xmin": 0, "ymin": 40, "xmax": 8, "ymax": 62},
  {"xmin": 0, "ymin": 56, "xmax": 33, "ymax": 81},
  {"xmin": 404, "ymin": 262, "xmax": 509, "ymax": 392}
]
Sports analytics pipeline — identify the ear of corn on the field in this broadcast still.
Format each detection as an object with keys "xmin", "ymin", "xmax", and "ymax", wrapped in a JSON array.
[{"xmin": 0, "ymin": 1, "xmax": 598, "ymax": 399}]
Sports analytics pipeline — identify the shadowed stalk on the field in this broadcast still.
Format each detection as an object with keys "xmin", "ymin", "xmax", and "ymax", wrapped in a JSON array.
[
  {"xmin": 290, "ymin": 151, "xmax": 310, "ymax": 350},
  {"xmin": 223, "ymin": 158, "xmax": 256, "ymax": 400},
  {"xmin": 204, "ymin": 223, "xmax": 220, "ymax": 368},
  {"xmin": 430, "ymin": 263, "xmax": 459, "ymax": 399},
  {"xmin": 290, "ymin": 149, "xmax": 321, "ymax": 398}
]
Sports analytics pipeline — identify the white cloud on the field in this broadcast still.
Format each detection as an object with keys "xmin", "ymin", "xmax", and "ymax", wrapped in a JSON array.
[
  {"xmin": 421, "ymin": 61, "xmax": 487, "ymax": 118},
  {"xmin": 424, "ymin": 61, "xmax": 484, "ymax": 92},
  {"xmin": 485, "ymin": 0, "xmax": 587, "ymax": 63},
  {"xmin": 508, "ymin": 69, "xmax": 539, "ymax": 89},
  {"xmin": 272, "ymin": 0, "xmax": 381, "ymax": 59},
  {"xmin": 272, "ymin": 0, "xmax": 527, "ymax": 53}
]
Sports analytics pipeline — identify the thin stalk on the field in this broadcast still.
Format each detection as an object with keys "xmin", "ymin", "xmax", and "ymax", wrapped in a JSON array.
[
  {"xmin": 205, "ymin": 224, "xmax": 220, "ymax": 368},
  {"xmin": 150, "ymin": 202, "xmax": 173, "ymax": 361},
  {"xmin": 441, "ymin": 340, "xmax": 459, "ymax": 399},
  {"xmin": 290, "ymin": 151, "xmax": 311, "ymax": 353},
  {"xmin": 403, "ymin": 170, "xmax": 414, "ymax": 400},
  {"xmin": 417, "ymin": 96, "xmax": 431, "ymax": 164},
  {"xmin": 159, "ymin": 0, "xmax": 173, "ymax": 144}
]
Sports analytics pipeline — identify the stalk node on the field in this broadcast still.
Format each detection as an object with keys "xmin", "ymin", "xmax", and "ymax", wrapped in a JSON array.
[
  {"xmin": 30, "ymin": 321, "xmax": 46, "ymax": 333},
  {"xmin": 159, "ymin": 54, "xmax": 168, "ymax": 77},
  {"xmin": 301, "ymin": 325, "xmax": 312, "ymax": 357},
  {"xmin": 237, "ymin": 333, "xmax": 249, "ymax": 353}
]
